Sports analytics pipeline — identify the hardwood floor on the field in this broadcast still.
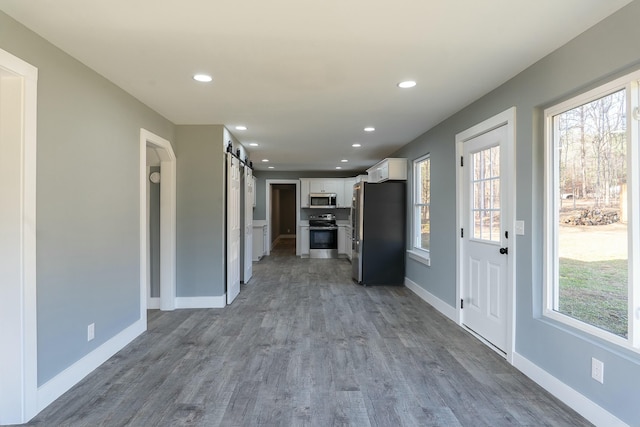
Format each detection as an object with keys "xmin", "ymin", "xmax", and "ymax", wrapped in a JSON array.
[{"xmin": 24, "ymin": 240, "xmax": 591, "ymax": 426}]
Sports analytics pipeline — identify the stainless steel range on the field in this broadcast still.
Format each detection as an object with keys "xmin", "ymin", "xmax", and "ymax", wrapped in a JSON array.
[{"xmin": 308, "ymin": 213, "xmax": 338, "ymax": 258}]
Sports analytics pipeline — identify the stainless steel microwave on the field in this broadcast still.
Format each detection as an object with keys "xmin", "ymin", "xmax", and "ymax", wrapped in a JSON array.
[{"xmin": 309, "ymin": 193, "xmax": 337, "ymax": 208}]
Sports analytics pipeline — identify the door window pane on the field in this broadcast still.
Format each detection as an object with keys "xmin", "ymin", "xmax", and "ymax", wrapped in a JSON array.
[{"xmin": 472, "ymin": 146, "xmax": 501, "ymax": 242}]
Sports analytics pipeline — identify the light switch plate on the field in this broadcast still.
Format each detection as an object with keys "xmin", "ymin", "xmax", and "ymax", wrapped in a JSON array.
[{"xmin": 515, "ymin": 220, "xmax": 525, "ymax": 235}]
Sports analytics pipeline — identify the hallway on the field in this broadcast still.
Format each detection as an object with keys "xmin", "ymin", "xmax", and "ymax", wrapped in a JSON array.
[{"xmin": 24, "ymin": 247, "xmax": 589, "ymax": 426}]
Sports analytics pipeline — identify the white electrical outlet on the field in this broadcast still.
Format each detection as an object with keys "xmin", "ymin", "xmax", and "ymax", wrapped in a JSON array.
[
  {"xmin": 591, "ymin": 357, "xmax": 604, "ymax": 383},
  {"xmin": 87, "ymin": 323, "xmax": 95, "ymax": 341},
  {"xmin": 515, "ymin": 220, "xmax": 525, "ymax": 235}
]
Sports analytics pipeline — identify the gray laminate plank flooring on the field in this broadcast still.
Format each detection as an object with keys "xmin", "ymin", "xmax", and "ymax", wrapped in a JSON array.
[{"xmin": 23, "ymin": 238, "xmax": 591, "ymax": 426}]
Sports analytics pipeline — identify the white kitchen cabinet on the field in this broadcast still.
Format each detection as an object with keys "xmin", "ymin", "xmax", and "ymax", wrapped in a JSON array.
[
  {"xmin": 262, "ymin": 226, "xmax": 268, "ymax": 255},
  {"xmin": 367, "ymin": 158, "xmax": 407, "ymax": 183},
  {"xmin": 300, "ymin": 178, "xmax": 310, "ymax": 208},
  {"xmin": 300, "ymin": 226, "xmax": 310, "ymax": 256},
  {"xmin": 340, "ymin": 178, "xmax": 356, "ymax": 208},
  {"xmin": 337, "ymin": 225, "xmax": 352, "ymax": 259},
  {"xmin": 338, "ymin": 225, "xmax": 347, "ymax": 255},
  {"xmin": 309, "ymin": 179, "xmax": 339, "ymax": 194},
  {"xmin": 252, "ymin": 224, "xmax": 267, "ymax": 261}
]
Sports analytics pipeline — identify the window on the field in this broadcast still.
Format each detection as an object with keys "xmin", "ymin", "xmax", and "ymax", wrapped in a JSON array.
[
  {"xmin": 544, "ymin": 71, "xmax": 640, "ymax": 350},
  {"xmin": 412, "ymin": 155, "xmax": 431, "ymax": 258}
]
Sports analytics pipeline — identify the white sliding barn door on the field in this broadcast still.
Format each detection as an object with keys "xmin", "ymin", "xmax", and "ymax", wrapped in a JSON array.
[
  {"xmin": 243, "ymin": 167, "xmax": 254, "ymax": 283},
  {"xmin": 226, "ymin": 154, "xmax": 241, "ymax": 304}
]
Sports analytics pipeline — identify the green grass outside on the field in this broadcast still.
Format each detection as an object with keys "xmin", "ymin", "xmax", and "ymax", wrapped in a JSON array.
[{"xmin": 558, "ymin": 258, "xmax": 628, "ymax": 338}]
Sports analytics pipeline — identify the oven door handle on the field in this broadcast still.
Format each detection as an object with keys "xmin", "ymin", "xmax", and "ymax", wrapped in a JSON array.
[{"xmin": 309, "ymin": 226, "xmax": 338, "ymax": 231}]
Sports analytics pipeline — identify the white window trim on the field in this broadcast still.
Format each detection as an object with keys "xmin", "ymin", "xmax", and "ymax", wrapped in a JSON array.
[
  {"xmin": 410, "ymin": 154, "xmax": 431, "ymax": 265},
  {"xmin": 407, "ymin": 248, "xmax": 431, "ymax": 266},
  {"xmin": 543, "ymin": 69, "xmax": 640, "ymax": 352}
]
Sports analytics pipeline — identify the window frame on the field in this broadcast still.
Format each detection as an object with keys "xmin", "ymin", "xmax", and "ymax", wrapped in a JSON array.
[
  {"xmin": 543, "ymin": 70, "xmax": 640, "ymax": 351},
  {"xmin": 409, "ymin": 154, "xmax": 431, "ymax": 266}
]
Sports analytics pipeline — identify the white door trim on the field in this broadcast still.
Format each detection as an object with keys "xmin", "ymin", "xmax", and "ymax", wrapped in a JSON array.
[
  {"xmin": 0, "ymin": 48, "xmax": 38, "ymax": 424},
  {"xmin": 265, "ymin": 179, "xmax": 300, "ymax": 256},
  {"xmin": 140, "ymin": 129, "xmax": 176, "ymax": 312},
  {"xmin": 455, "ymin": 107, "xmax": 517, "ymax": 363}
]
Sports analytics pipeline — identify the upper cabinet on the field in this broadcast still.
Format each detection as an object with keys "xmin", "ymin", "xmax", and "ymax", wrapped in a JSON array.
[
  {"xmin": 300, "ymin": 178, "xmax": 311, "ymax": 207},
  {"xmin": 309, "ymin": 179, "xmax": 339, "ymax": 194},
  {"xmin": 367, "ymin": 158, "xmax": 407, "ymax": 183},
  {"xmin": 340, "ymin": 178, "xmax": 356, "ymax": 208}
]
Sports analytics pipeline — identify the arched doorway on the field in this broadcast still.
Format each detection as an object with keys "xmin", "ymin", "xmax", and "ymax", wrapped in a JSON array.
[{"xmin": 139, "ymin": 129, "xmax": 176, "ymax": 313}]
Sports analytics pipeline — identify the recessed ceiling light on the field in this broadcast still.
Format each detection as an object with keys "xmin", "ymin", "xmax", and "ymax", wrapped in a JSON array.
[
  {"xmin": 249, "ymin": 143, "xmax": 259, "ymax": 147},
  {"xmin": 336, "ymin": 166, "xmax": 342, "ymax": 170},
  {"xmin": 364, "ymin": 127, "xmax": 375, "ymax": 132},
  {"xmin": 352, "ymin": 143, "xmax": 362, "ymax": 148},
  {"xmin": 235, "ymin": 125, "xmax": 247, "ymax": 131},
  {"xmin": 193, "ymin": 74, "xmax": 213, "ymax": 82},
  {"xmin": 341, "ymin": 159, "xmax": 348, "ymax": 163},
  {"xmin": 262, "ymin": 159, "xmax": 269, "ymax": 162},
  {"xmin": 268, "ymin": 166, "xmax": 274, "ymax": 169},
  {"xmin": 398, "ymin": 80, "xmax": 417, "ymax": 88}
]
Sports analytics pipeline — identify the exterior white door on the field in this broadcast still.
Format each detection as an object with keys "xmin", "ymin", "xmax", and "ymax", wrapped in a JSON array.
[
  {"xmin": 243, "ymin": 167, "xmax": 253, "ymax": 283},
  {"xmin": 226, "ymin": 154, "xmax": 241, "ymax": 304},
  {"xmin": 461, "ymin": 124, "xmax": 509, "ymax": 352}
]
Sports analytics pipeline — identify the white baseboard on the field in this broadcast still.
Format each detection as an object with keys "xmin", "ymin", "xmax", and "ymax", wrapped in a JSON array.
[
  {"xmin": 404, "ymin": 277, "xmax": 457, "ymax": 322},
  {"xmin": 37, "ymin": 318, "xmax": 146, "ymax": 414},
  {"xmin": 147, "ymin": 297, "xmax": 160, "ymax": 309},
  {"xmin": 175, "ymin": 295, "xmax": 226, "ymax": 309},
  {"xmin": 512, "ymin": 352, "xmax": 628, "ymax": 427}
]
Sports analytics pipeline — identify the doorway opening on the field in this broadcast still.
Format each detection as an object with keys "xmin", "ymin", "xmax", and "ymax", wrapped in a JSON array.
[
  {"xmin": 265, "ymin": 180, "xmax": 300, "ymax": 256},
  {"xmin": 140, "ymin": 129, "xmax": 176, "ymax": 314}
]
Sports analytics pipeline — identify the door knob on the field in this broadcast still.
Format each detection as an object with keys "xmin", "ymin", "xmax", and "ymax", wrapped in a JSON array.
[{"xmin": 499, "ymin": 247, "xmax": 508, "ymax": 255}]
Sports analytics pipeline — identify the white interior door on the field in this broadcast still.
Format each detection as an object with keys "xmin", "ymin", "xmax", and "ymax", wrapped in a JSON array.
[
  {"xmin": 243, "ymin": 167, "xmax": 254, "ymax": 283},
  {"xmin": 227, "ymin": 154, "xmax": 241, "ymax": 304},
  {"xmin": 461, "ymin": 125, "xmax": 509, "ymax": 352}
]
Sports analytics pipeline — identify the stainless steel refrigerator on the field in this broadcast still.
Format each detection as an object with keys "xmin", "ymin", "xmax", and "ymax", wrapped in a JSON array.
[{"xmin": 351, "ymin": 181, "xmax": 406, "ymax": 286}]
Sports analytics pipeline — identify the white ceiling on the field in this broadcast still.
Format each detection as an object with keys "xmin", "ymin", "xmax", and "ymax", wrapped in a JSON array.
[{"xmin": 0, "ymin": 0, "xmax": 632, "ymax": 172}]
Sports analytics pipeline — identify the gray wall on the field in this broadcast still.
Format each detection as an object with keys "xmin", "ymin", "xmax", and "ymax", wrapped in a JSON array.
[
  {"xmin": 0, "ymin": 11, "xmax": 175, "ymax": 385},
  {"xmin": 391, "ymin": 2, "xmax": 640, "ymax": 423},
  {"xmin": 175, "ymin": 125, "xmax": 226, "ymax": 297}
]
